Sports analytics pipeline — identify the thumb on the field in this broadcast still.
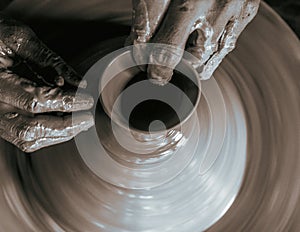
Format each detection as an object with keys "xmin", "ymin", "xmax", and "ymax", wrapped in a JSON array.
[
  {"xmin": 147, "ymin": 0, "xmax": 208, "ymax": 85},
  {"xmin": 126, "ymin": 0, "xmax": 171, "ymax": 70}
]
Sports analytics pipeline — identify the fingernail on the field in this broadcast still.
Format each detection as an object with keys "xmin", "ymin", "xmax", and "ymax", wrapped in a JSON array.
[
  {"xmin": 72, "ymin": 112, "xmax": 95, "ymax": 131},
  {"xmin": 147, "ymin": 65, "xmax": 173, "ymax": 86}
]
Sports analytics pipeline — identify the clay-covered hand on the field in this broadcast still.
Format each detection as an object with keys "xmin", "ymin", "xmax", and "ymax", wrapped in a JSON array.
[
  {"xmin": 127, "ymin": 0, "xmax": 260, "ymax": 85},
  {"xmin": 0, "ymin": 14, "xmax": 94, "ymax": 153}
]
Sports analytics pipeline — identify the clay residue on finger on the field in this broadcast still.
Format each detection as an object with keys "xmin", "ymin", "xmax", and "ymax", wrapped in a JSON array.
[
  {"xmin": 0, "ymin": 40, "xmax": 14, "ymax": 68},
  {"xmin": 132, "ymin": 0, "xmax": 151, "ymax": 43},
  {"xmin": 189, "ymin": 0, "xmax": 260, "ymax": 80},
  {"xmin": 188, "ymin": 17, "xmax": 215, "ymax": 66},
  {"xmin": 0, "ymin": 71, "xmax": 93, "ymax": 113},
  {"xmin": 28, "ymin": 87, "xmax": 94, "ymax": 113}
]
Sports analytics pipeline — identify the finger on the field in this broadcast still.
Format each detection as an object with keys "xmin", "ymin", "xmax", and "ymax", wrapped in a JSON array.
[
  {"xmin": 22, "ymin": 137, "xmax": 75, "ymax": 153},
  {"xmin": 0, "ymin": 129, "xmax": 74, "ymax": 153},
  {"xmin": 147, "ymin": 0, "xmax": 212, "ymax": 85},
  {"xmin": 0, "ymin": 112, "xmax": 94, "ymax": 142},
  {"xmin": 0, "ymin": 19, "xmax": 86, "ymax": 88},
  {"xmin": 0, "ymin": 112, "xmax": 94, "ymax": 152},
  {"xmin": 127, "ymin": 0, "xmax": 171, "ymax": 45},
  {"xmin": 186, "ymin": 0, "xmax": 243, "ymax": 68},
  {"xmin": 126, "ymin": 0, "xmax": 171, "ymax": 70},
  {"xmin": 0, "ymin": 70, "xmax": 94, "ymax": 113},
  {"xmin": 199, "ymin": 1, "xmax": 259, "ymax": 80},
  {"xmin": 0, "ymin": 40, "xmax": 14, "ymax": 68}
]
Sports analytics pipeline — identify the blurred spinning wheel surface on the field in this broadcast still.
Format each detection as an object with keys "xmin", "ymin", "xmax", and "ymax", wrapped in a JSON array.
[{"xmin": 0, "ymin": 2, "xmax": 299, "ymax": 232}]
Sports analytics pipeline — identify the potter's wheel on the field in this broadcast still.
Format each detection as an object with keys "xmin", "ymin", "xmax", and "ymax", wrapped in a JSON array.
[{"xmin": 0, "ymin": 2, "xmax": 299, "ymax": 232}]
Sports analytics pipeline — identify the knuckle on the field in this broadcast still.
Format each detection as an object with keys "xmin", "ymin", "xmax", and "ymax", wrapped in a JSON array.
[
  {"xmin": 189, "ymin": 29, "xmax": 218, "ymax": 62},
  {"xmin": 15, "ymin": 121, "xmax": 35, "ymax": 141},
  {"xmin": 25, "ymin": 98, "xmax": 40, "ymax": 114},
  {"xmin": 11, "ymin": 94, "xmax": 35, "ymax": 114},
  {"xmin": 35, "ymin": 47, "xmax": 58, "ymax": 67},
  {"xmin": 25, "ymin": 125, "xmax": 39, "ymax": 142},
  {"xmin": 7, "ymin": 116, "xmax": 40, "ymax": 142}
]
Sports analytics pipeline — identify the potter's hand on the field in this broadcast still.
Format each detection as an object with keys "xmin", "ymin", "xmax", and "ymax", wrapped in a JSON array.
[
  {"xmin": 127, "ymin": 0, "xmax": 260, "ymax": 85},
  {"xmin": 0, "ymin": 15, "xmax": 94, "ymax": 153}
]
